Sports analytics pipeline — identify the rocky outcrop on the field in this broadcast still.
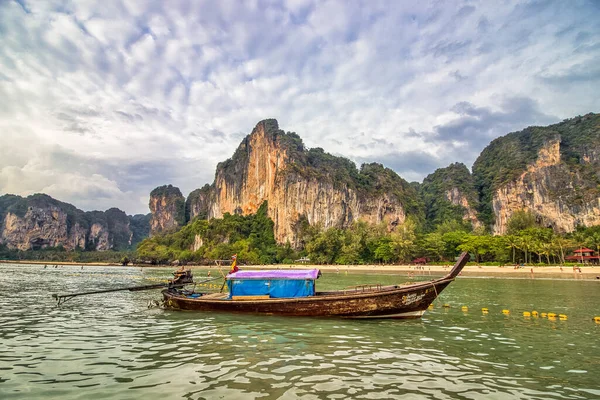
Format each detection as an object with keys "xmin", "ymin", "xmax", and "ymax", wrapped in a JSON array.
[
  {"xmin": 88, "ymin": 222, "xmax": 110, "ymax": 251},
  {"xmin": 419, "ymin": 162, "xmax": 482, "ymax": 230},
  {"xmin": 149, "ymin": 185, "xmax": 185, "ymax": 236},
  {"xmin": 492, "ymin": 138, "xmax": 600, "ymax": 234},
  {"xmin": 1, "ymin": 205, "xmax": 71, "ymax": 251},
  {"xmin": 191, "ymin": 234, "xmax": 204, "ymax": 252},
  {"xmin": 473, "ymin": 113, "xmax": 600, "ymax": 234},
  {"xmin": 0, "ymin": 193, "xmax": 150, "ymax": 251},
  {"xmin": 445, "ymin": 187, "xmax": 482, "ymax": 229},
  {"xmin": 186, "ymin": 119, "xmax": 423, "ymax": 245},
  {"xmin": 186, "ymin": 184, "xmax": 213, "ymax": 221},
  {"xmin": 267, "ymin": 175, "xmax": 408, "ymax": 245}
]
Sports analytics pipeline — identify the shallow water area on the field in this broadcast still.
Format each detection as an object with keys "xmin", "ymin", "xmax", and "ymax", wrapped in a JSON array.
[{"xmin": 1, "ymin": 264, "xmax": 599, "ymax": 399}]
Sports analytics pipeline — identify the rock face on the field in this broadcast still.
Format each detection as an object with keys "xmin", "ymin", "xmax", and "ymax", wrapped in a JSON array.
[
  {"xmin": 149, "ymin": 185, "xmax": 185, "ymax": 236},
  {"xmin": 183, "ymin": 119, "xmax": 423, "ymax": 245},
  {"xmin": 186, "ymin": 185, "xmax": 212, "ymax": 221},
  {"xmin": 0, "ymin": 194, "xmax": 149, "ymax": 251},
  {"xmin": 446, "ymin": 187, "xmax": 482, "ymax": 230},
  {"xmin": 1, "ymin": 205, "xmax": 72, "ymax": 251},
  {"xmin": 419, "ymin": 163, "xmax": 482, "ymax": 230},
  {"xmin": 491, "ymin": 138, "xmax": 600, "ymax": 234},
  {"xmin": 473, "ymin": 113, "xmax": 600, "ymax": 234}
]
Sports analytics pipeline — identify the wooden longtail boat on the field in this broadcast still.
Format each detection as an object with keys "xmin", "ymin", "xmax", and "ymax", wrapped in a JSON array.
[{"xmin": 162, "ymin": 252, "xmax": 470, "ymax": 319}]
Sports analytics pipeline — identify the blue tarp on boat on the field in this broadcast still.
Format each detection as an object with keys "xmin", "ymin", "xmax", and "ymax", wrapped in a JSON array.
[{"xmin": 226, "ymin": 269, "xmax": 320, "ymax": 298}]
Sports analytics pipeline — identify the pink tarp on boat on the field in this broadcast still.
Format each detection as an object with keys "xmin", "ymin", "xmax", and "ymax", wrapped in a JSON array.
[{"xmin": 227, "ymin": 269, "xmax": 321, "ymax": 280}]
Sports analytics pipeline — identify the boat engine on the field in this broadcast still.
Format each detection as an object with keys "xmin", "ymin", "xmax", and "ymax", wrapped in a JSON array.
[{"xmin": 170, "ymin": 268, "xmax": 194, "ymax": 286}]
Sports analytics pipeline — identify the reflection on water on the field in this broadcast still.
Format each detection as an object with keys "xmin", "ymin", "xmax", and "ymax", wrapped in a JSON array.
[{"xmin": 1, "ymin": 264, "xmax": 599, "ymax": 399}]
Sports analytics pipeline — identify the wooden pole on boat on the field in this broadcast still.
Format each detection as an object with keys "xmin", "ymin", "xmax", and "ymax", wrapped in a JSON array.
[
  {"xmin": 215, "ymin": 258, "xmax": 232, "ymax": 293},
  {"xmin": 445, "ymin": 252, "xmax": 470, "ymax": 279},
  {"xmin": 52, "ymin": 276, "xmax": 222, "ymax": 305}
]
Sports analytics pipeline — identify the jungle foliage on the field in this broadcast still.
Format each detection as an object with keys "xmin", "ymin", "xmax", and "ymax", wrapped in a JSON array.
[
  {"xmin": 419, "ymin": 162, "xmax": 478, "ymax": 232},
  {"xmin": 135, "ymin": 203, "xmax": 598, "ymax": 266}
]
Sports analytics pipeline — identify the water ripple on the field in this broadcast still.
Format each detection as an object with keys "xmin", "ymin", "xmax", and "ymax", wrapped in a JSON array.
[{"xmin": 1, "ymin": 264, "xmax": 599, "ymax": 399}]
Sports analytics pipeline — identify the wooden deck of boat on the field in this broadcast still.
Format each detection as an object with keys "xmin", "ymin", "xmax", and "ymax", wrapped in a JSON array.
[{"xmin": 199, "ymin": 292, "xmax": 228, "ymax": 299}]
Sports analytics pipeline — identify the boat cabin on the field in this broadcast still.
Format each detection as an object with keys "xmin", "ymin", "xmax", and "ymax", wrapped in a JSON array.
[
  {"xmin": 564, "ymin": 248, "xmax": 600, "ymax": 264},
  {"xmin": 226, "ymin": 269, "xmax": 321, "ymax": 299}
]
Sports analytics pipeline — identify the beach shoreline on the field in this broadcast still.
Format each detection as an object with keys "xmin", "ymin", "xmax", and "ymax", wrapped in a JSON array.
[{"xmin": 2, "ymin": 259, "xmax": 599, "ymax": 279}]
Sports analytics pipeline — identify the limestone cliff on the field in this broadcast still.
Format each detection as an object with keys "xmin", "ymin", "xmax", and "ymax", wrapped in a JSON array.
[
  {"xmin": 153, "ymin": 114, "xmax": 600, "ymax": 243},
  {"xmin": 491, "ymin": 138, "xmax": 600, "ymax": 233},
  {"xmin": 446, "ymin": 188, "xmax": 482, "ymax": 230},
  {"xmin": 1, "ymin": 204, "xmax": 76, "ymax": 251},
  {"xmin": 0, "ymin": 194, "xmax": 149, "ymax": 251},
  {"xmin": 473, "ymin": 113, "xmax": 600, "ymax": 234},
  {"xmin": 186, "ymin": 119, "xmax": 423, "ymax": 245},
  {"xmin": 419, "ymin": 163, "xmax": 482, "ymax": 230},
  {"xmin": 186, "ymin": 184, "xmax": 213, "ymax": 221},
  {"xmin": 149, "ymin": 185, "xmax": 185, "ymax": 236}
]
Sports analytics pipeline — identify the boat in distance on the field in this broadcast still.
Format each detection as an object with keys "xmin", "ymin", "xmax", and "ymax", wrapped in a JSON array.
[{"xmin": 162, "ymin": 252, "xmax": 470, "ymax": 319}]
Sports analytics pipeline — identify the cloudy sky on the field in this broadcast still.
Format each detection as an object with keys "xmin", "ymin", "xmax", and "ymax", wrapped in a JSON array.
[{"xmin": 1, "ymin": 0, "xmax": 599, "ymax": 215}]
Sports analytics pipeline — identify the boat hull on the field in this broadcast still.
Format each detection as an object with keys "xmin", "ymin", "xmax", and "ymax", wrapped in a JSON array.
[{"xmin": 162, "ymin": 278, "xmax": 454, "ymax": 319}]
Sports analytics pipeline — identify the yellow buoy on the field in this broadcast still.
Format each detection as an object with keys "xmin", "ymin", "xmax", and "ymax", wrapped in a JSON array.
[
  {"xmin": 443, "ymin": 304, "xmax": 450, "ymax": 308},
  {"xmin": 428, "ymin": 304, "xmax": 434, "ymax": 309},
  {"xmin": 548, "ymin": 312, "xmax": 557, "ymax": 318},
  {"xmin": 461, "ymin": 306, "xmax": 469, "ymax": 312},
  {"xmin": 594, "ymin": 316, "xmax": 600, "ymax": 323},
  {"xmin": 531, "ymin": 311, "xmax": 539, "ymax": 317},
  {"xmin": 481, "ymin": 307, "xmax": 489, "ymax": 313},
  {"xmin": 541, "ymin": 313, "xmax": 547, "ymax": 318},
  {"xmin": 502, "ymin": 309, "xmax": 510, "ymax": 314},
  {"xmin": 523, "ymin": 311, "xmax": 531, "ymax": 317},
  {"xmin": 559, "ymin": 314, "xmax": 567, "ymax": 320}
]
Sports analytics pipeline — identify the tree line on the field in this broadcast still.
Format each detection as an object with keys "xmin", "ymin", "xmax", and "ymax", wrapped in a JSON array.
[{"xmin": 136, "ymin": 205, "xmax": 600, "ymax": 266}]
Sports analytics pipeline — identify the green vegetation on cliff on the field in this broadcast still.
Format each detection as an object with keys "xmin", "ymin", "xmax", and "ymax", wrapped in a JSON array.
[
  {"xmin": 358, "ymin": 163, "xmax": 424, "ymax": 220},
  {"xmin": 138, "ymin": 201, "xmax": 280, "ymax": 264},
  {"xmin": 420, "ymin": 163, "xmax": 478, "ymax": 231},
  {"xmin": 136, "ymin": 201, "xmax": 600, "ymax": 266},
  {"xmin": 473, "ymin": 113, "xmax": 600, "ymax": 227}
]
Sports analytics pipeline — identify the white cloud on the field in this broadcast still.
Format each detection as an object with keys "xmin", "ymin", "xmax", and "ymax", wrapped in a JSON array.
[{"xmin": 0, "ymin": 0, "xmax": 598, "ymax": 214}]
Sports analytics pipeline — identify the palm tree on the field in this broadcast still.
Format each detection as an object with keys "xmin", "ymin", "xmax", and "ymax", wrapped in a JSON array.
[
  {"xmin": 517, "ymin": 234, "xmax": 533, "ymax": 264},
  {"xmin": 540, "ymin": 242, "xmax": 553, "ymax": 264},
  {"xmin": 505, "ymin": 235, "xmax": 519, "ymax": 264},
  {"xmin": 551, "ymin": 236, "xmax": 571, "ymax": 265}
]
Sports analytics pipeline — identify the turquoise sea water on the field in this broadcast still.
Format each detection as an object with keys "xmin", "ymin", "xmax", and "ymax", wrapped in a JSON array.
[{"xmin": 1, "ymin": 264, "xmax": 599, "ymax": 399}]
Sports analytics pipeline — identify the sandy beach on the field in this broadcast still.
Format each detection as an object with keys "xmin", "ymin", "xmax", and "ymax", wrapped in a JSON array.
[
  {"xmin": 4, "ymin": 259, "xmax": 599, "ymax": 280},
  {"xmin": 222, "ymin": 263, "xmax": 600, "ymax": 280}
]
